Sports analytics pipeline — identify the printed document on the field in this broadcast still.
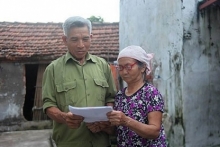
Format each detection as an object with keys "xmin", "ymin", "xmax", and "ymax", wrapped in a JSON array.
[{"xmin": 68, "ymin": 105, "xmax": 113, "ymax": 122}]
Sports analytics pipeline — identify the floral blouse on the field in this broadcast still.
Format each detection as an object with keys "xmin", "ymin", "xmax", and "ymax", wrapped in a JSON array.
[{"xmin": 114, "ymin": 82, "xmax": 167, "ymax": 147}]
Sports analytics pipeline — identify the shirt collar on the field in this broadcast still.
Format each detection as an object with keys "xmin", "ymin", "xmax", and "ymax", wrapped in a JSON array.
[{"xmin": 64, "ymin": 52, "xmax": 97, "ymax": 64}]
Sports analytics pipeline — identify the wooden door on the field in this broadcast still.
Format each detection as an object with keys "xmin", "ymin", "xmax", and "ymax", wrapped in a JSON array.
[{"xmin": 32, "ymin": 64, "xmax": 49, "ymax": 121}]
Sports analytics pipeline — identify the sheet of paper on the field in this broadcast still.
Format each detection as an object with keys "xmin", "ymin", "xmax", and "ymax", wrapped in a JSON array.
[{"xmin": 68, "ymin": 105, "xmax": 113, "ymax": 122}]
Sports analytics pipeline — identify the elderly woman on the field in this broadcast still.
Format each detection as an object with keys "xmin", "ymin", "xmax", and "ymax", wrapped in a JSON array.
[{"xmin": 107, "ymin": 45, "xmax": 167, "ymax": 147}]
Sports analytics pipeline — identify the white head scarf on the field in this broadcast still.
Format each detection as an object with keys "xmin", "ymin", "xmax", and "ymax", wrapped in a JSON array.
[{"xmin": 117, "ymin": 45, "xmax": 154, "ymax": 75}]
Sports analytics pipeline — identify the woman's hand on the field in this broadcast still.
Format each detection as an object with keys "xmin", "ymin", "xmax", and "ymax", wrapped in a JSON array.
[{"xmin": 107, "ymin": 110, "xmax": 130, "ymax": 126}]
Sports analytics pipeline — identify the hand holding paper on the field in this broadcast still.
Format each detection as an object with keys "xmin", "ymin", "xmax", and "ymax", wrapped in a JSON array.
[{"xmin": 68, "ymin": 105, "xmax": 113, "ymax": 123}]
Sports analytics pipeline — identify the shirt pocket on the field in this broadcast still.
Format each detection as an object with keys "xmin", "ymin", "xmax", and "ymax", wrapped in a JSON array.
[
  {"xmin": 93, "ymin": 79, "xmax": 109, "ymax": 102},
  {"xmin": 56, "ymin": 81, "xmax": 77, "ymax": 111}
]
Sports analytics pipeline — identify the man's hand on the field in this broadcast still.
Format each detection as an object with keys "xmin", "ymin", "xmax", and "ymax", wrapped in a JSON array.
[
  {"xmin": 46, "ymin": 107, "xmax": 84, "ymax": 129},
  {"xmin": 85, "ymin": 121, "xmax": 111, "ymax": 133},
  {"xmin": 63, "ymin": 112, "xmax": 84, "ymax": 129}
]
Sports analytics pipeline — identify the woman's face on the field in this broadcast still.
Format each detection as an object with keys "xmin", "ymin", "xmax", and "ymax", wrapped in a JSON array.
[{"xmin": 117, "ymin": 57, "xmax": 145, "ymax": 84}]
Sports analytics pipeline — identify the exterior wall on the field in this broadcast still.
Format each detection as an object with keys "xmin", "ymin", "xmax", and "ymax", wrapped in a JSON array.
[
  {"xmin": 0, "ymin": 62, "xmax": 120, "ymax": 132},
  {"xmin": 0, "ymin": 63, "xmax": 25, "ymax": 124},
  {"xmin": 183, "ymin": 1, "xmax": 220, "ymax": 147},
  {"xmin": 120, "ymin": 0, "xmax": 220, "ymax": 147},
  {"xmin": 0, "ymin": 62, "xmax": 52, "ymax": 132}
]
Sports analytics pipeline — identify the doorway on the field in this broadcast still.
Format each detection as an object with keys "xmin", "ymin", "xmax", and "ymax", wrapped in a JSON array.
[
  {"xmin": 23, "ymin": 64, "xmax": 48, "ymax": 121},
  {"xmin": 23, "ymin": 64, "xmax": 38, "ymax": 121}
]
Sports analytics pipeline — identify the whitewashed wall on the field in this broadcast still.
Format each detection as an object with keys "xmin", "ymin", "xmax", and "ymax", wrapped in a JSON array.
[
  {"xmin": 0, "ymin": 63, "xmax": 24, "ymax": 124},
  {"xmin": 182, "ymin": 0, "xmax": 220, "ymax": 147},
  {"xmin": 120, "ymin": 0, "xmax": 220, "ymax": 147}
]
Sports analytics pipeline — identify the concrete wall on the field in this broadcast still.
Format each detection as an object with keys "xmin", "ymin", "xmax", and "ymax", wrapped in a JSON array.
[
  {"xmin": 0, "ymin": 62, "xmax": 52, "ymax": 132},
  {"xmin": 0, "ymin": 62, "xmax": 25, "ymax": 124},
  {"xmin": 183, "ymin": 1, "xmax": 220, "ymax": 147},
  {"xmin": 120, "ymin": 0, "xmax": 220, "ymax": 147}
]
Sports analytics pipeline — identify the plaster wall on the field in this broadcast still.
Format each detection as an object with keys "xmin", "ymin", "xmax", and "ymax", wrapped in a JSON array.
[
  {"xmin": 182, "ymin": 1, "xmax": 220, "ymax": 147},
  {"xmin": 0, "ymin": 63, "xmax": 25, "ymax": 124},
  {"xmin": 120, "ymin": 0, "xmax": 220, "ymax": 147}
]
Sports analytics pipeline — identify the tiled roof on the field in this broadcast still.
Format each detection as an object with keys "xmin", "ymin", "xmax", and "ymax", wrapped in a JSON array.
[{"xmin": 0, "ymin": 22, "xmax": 119, "ymax": 62}]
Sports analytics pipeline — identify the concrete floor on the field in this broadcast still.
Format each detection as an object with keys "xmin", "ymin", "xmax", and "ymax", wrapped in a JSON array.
[{"xmin": 0, "ymin": 129, "xmax": 55, "ymax": 147}]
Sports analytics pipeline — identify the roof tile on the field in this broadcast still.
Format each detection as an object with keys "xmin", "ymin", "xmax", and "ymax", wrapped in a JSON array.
[{"xmin": 0, "ymin": 22, "xmax": 119, "ymax": 62}]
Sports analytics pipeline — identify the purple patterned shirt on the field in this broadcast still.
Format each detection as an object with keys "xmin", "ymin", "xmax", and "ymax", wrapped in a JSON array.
[{"xmin": 114, "ymin": 82, "xmax": 167, "ymax": 147}]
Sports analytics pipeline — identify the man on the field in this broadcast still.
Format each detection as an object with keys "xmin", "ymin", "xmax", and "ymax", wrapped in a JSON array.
[{"xmin": 42, "ymin": 16, "xmax": 116, "ymax": 147}]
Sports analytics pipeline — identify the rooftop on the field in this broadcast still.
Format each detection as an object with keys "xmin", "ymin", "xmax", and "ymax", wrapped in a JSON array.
[{"xmin": 0, "ymin": 22, "xmax": 119, "ymax": 62}]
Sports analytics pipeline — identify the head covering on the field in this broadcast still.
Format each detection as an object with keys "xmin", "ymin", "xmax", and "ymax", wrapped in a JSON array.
[{"xmin": 117, "ymin": 45, "xmax": 154, "ymax": 75}]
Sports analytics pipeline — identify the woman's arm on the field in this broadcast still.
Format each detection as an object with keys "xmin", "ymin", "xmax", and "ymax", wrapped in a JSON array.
[
  {"xmin": 107, "ymin": 110, "xmax": 162, "ymax": 139},
  {"xmin": 124, "ymin": 111, "xmax": 162, "ymax": 139}
]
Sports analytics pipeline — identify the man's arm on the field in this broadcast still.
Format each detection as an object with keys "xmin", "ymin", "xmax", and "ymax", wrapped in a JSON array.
[
  {"xmin": 102, "ymin": 65, "xmax": 116, "ymax": 134},
  {"xmin": 46, "ymin": 107, "xmax": 66, "ymax": 124},
  {"xmin": 42, "ymin": 62, "xmax": 84, "ymax": 129},
  {"xmin": 46, "ymin": 106, "xmax": 84, "ymax": 129},
  {"xmin": 104, "ymin": 63, "xmax": 117, "ymax": 103}
]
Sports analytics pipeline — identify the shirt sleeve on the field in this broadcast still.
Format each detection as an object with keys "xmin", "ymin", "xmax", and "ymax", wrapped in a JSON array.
[
  {"xmin": 104, "ymin": 63, "xmax": 117, "ymax": 104},
  {"xmin": 42, "ymin": 64, "xmax": 57, "ymax": 113},
  {"xmin": 146, "ymin": 86, "xmax": 164, "ymax": 113}
]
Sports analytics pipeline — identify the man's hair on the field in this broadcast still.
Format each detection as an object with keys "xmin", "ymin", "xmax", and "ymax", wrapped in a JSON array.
[{"xmin": 62, "ymin": 16, "xmax": 92, "ymax": 36}]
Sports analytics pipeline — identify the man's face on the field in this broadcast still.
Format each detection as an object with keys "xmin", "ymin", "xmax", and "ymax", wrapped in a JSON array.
[{"xmin": 62, "ymin": 26, "xmax": 92, "ymax": 63}]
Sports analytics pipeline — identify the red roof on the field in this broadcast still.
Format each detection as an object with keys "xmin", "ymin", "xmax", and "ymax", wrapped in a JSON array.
[
  {"xmin": 0, "ymin": 22, "xmax": 119, "ymax": 62},
  {"xmin": 199, "ymin": 0, "xmax": 220, "ymax": 10}
]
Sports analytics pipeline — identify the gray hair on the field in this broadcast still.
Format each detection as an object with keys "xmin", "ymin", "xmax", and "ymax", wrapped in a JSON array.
[
  {"xmin": 62, "ymin": 16, "xmax": 92, "ymax": 36},
  {"xmin": 136, "ymin": 60, "xmax": 148, "ymax": 82}
]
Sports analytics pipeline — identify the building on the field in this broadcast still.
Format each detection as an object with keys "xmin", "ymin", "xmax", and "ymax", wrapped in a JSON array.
[
  {"xmin": 119, "ymin": 0, "xmax": 220, "ymax": 146},
  {"xmin": 0, "ymin": 21, "xmax": 119, "ymax": 130}
]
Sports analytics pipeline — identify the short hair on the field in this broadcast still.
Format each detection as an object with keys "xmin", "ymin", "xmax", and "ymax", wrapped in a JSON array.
[{"xmin": 62, "ymin": 16, "xmax": 92, "ymax": 36}]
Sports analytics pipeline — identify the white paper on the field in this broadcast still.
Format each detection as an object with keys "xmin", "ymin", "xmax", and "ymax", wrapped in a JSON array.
[{"xmin": 68, "ymin": 105, "xmax": 113, "ymax": 122}]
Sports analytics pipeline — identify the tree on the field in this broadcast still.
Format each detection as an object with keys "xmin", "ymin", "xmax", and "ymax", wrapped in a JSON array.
[{"xmin": 87, "ymin": 16, "xmax": 104, "ymax": 23}]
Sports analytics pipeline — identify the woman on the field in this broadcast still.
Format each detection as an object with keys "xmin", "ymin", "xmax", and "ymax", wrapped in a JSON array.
[{"xmin": 107, "ymin": 45, "xmax": 167, "ymax": 147}]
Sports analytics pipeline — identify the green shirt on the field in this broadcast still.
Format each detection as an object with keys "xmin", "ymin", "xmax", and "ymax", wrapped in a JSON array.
[{"xmin": 42, "ymin": 52, "xmax": 116, "ymax": 147}]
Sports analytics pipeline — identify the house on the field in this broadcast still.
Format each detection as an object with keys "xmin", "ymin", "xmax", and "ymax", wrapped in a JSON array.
[
  {"xmin": 0, "ymin": 22, "xmax": 119, "ymax": 131},
  {"xmin": 119, "ymin": 0, "xmax": 220, "ymax": 147}
]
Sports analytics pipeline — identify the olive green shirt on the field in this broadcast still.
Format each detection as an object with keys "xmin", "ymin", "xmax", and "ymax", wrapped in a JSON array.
[{"xmin": 42, "ymin": 52, "xmax": 116, "ymax": 147}]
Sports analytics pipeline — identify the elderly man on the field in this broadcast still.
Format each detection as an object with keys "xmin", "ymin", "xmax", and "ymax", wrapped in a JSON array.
[{"xmin": 42, "ymin": 16, "xmax": 116, "ymax": 147}]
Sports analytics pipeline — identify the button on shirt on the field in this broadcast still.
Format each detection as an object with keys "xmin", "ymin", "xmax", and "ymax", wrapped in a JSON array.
[{"xmin": 42, "ymin": 52, "xmax": 116, "ymax": 147}]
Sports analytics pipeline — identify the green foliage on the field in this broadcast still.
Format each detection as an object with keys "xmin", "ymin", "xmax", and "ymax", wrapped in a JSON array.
[{"xmin": 87, "ymin": 15, "xmax": 104, "ymax": 23}]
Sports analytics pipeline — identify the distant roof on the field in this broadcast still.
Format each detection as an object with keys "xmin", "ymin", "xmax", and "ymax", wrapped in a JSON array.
[
  {"xmin": 199, "ymin": 0, "xmax": 220, "ymax": 10},
  {"xmin": 0, "ymin": 22, "xmax": 119, "ymax": 62}
]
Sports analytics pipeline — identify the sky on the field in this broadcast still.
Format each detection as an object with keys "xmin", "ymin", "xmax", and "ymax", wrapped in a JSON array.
[{"xmin": 0, "ymin": 0, "xmax": 119, "ymax": 23}]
